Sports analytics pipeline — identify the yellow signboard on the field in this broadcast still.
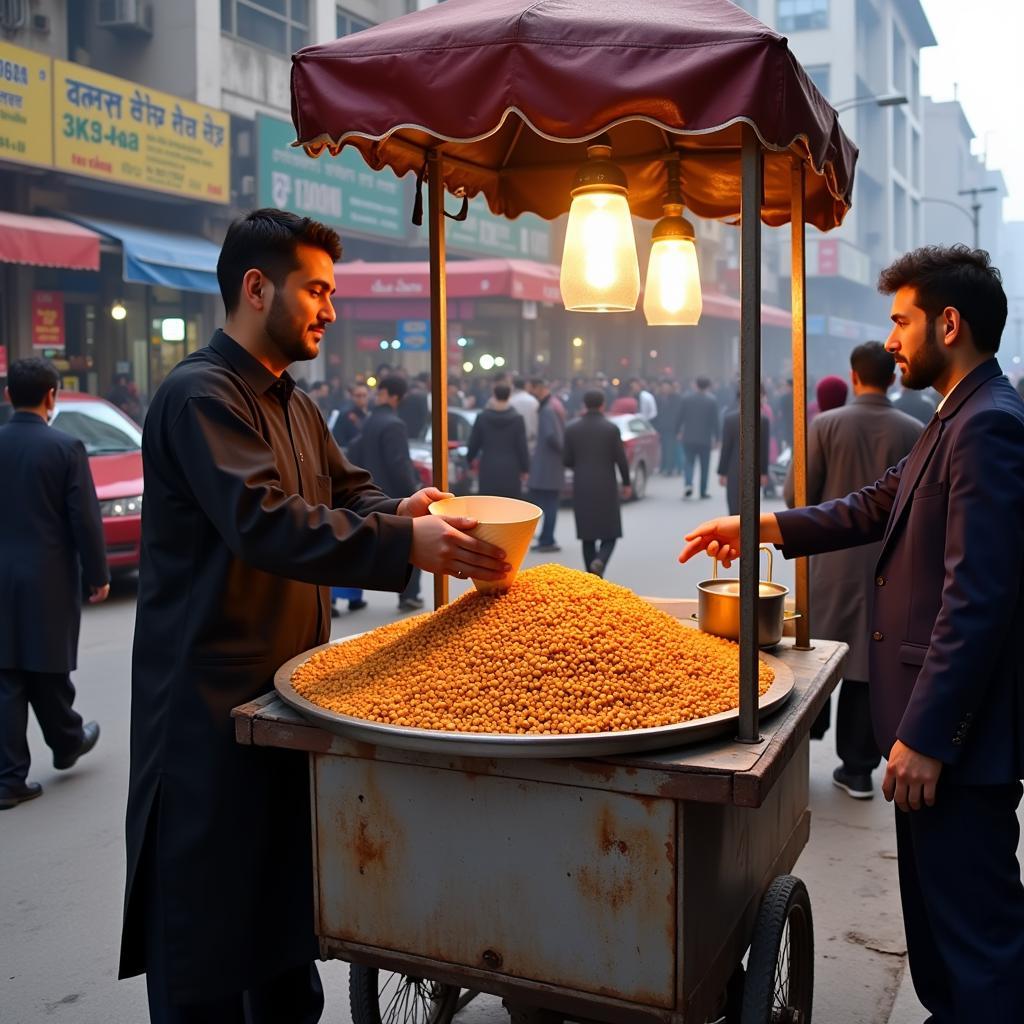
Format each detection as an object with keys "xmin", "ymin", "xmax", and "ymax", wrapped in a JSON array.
[
  {"xmin": 53, "ymin": 60, "xmax": 229, "ymax": 204},
  {"xmin": 0, "ymin": 41, "xmax": 53, "ymax": 169}
]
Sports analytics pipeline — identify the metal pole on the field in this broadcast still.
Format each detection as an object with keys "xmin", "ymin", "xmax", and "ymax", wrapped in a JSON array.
[
  {"xmin": 428, "ymin": 150, "xmax": 450, "ymax": 609},
  {"xmin": 790, "ymin": 160, "xmax": 813, "ymax": 651},
  {"xmin": 737, "ymin": 124, "xmax": 763, "ymax": 744},
  {"xmin": 972, "ymin": 204, "xmax": 980, "ymax": 250}
]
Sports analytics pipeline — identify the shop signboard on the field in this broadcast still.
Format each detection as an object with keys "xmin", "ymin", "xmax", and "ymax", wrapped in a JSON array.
[
  {"xmin": 440, "ymin": 196, "xmax": 552, "ymax": 260},
  {"xmin": 0, "ymin": 344, "xmax": 7, "ymax": 377},
  {"xmin": 257, "ymin": 114, "xmax": 406, "ymax": 240},
  {"xmin": 396, "ymin": 318, "xmax": 430, "ymax": 351},
  {"xmin": 53, "ymin": 60, "xmax": 229, "ymax": 204},
  {"xmin": 31, "ymin": 291, "xmax": 65, "ymax": 351},
  {"xmin": 0, "ymin": 40, "xmax": 53, "ymax": 169}
]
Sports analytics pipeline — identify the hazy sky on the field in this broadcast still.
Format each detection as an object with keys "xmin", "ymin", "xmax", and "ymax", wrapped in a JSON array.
[{"xmin": 919, "ymin": 0, "xmax": 1024, "ymax": 222}]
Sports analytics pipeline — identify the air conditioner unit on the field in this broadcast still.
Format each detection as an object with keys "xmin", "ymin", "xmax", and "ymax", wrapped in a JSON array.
[
  {"xmin": 97, "ymin": 0, "xmax": 154, "ymax": 35},
  {"xmin": 240, "ymin": 175, "xmax": 256, "ymax": 197}
]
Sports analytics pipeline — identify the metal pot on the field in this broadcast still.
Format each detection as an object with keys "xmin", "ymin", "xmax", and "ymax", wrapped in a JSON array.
[{"xmin": 694, "ymin": 546, "xmax": 797, "ymax": 648}]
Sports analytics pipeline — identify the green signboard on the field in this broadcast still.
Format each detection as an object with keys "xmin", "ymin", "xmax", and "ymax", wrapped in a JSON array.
[
  {"xmin": 438, "ymin": 196, "xmax": 552, "ymax": 261},
  {"xmin": 257, "ymin": 113, "xmax": 407, "ymax": 241}
]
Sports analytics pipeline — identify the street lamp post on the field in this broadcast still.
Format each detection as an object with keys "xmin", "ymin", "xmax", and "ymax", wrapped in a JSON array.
[
  {"xmin": 921, "ymin": 187, "xmax": 998, "ymax": 249},
  {"xmin": 833, "ymin": 93, "xmax": 908, "ymax": 114}
]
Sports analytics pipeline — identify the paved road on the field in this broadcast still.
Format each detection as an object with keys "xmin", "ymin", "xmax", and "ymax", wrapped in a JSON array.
[{"xmin": 1, "ymin": 473, "xmax": 934, "ymax": 1023}]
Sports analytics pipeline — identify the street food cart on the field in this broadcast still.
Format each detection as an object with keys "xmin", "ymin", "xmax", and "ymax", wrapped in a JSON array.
[{"xmin": 237, "ymin": 1, "xmax": 858, "ymax": 1020}]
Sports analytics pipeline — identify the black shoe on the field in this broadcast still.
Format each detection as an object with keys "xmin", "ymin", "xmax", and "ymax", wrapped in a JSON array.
[
  {"xmin": 684, "ymin": 485, "xmax": 693, "ymax": 498},
  {"xmin": 0, "ymin": 781, "xmax": 43, "ymax": 810},
  {"xmin": 532, "ymin": 543, "xmax": 561, "ymax": 553},
  {"xmin": 348, "ymin": 599, "xmax": 368, "ymax": 611},
  {"xmin": 53, "ymin": 721, "xmax": 100, "ymax": 771},
  {"xmin": 588, "ymin": 558, "xmax": 605, "ymax": 577},
  {"xmin": 832, "ymin": 765, "xmax": 873, "ymax": 799},
  {"xmin": 398, "ymin": 597, "xmax": 425, "ymax": 612},
  {"xmin": 699, "ymin": 493, "xmax": 712, "ymax": 499}
]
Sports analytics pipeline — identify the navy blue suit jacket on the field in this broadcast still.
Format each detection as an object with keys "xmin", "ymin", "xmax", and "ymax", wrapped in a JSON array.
[
  {"xmin": 776, "ymin": 360, "xmax": 1024, "ymax": 784},
  {"xmin": 0, "ymin": 411, "xmax": 108, "ymax": 673}
]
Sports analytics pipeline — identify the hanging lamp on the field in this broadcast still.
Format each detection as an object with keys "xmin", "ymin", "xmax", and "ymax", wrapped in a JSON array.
[
  {"xmin": 643, "ymin": 154, "xmax": 702, "ymax": 326},
  {"xmin": 559, "ymin": 137, "xmax": 640, "ymax": 313}
]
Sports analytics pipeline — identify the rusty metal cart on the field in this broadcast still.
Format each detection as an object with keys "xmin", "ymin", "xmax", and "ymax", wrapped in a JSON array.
[{"xmin": 235, "ymin": 607, "xmax": 846, "ymax": 1024}]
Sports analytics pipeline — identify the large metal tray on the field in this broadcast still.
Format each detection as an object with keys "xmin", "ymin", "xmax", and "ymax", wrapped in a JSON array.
[{"xmin": 274, "ymin": 622, "xmax": 795, "ymax": 759}]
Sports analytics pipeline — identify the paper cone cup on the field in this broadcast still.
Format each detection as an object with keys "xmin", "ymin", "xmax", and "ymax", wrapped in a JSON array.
[{"xmin": 428, "ymin": 495, "xmax": 542, "ymax": 592}]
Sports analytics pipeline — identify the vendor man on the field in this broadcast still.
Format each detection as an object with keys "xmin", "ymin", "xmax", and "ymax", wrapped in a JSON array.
[
  {"xmin": 680, "ymin": 245, "xmax": 1024, "ymax": 1021},
  {"xmin": 119, "ymin": 209, "xmax": 509, "ymax": 1022}
]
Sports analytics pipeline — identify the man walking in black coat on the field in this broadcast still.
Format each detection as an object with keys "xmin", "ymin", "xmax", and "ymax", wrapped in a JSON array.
[
  {"xmin": 348, "ymin": 375, "xmax": 426, "ymax": 611},
  {"xmin": 677, "ymin": 377, "xmax": 720, "ymax": 498},
  {"xmin": 120, "ymin": 210, "xmax": 509, "ymax": 1023},
  {"xmin": 0, "ymin": 358, "xmax": 108, "ymax": 810},
  {"xmin": 563, "ymin": 391, "xmax": 631, "ymax": 577},
  {"xmin": 467, "ymin": 382, "xmax": 529, "ymax": 498}
]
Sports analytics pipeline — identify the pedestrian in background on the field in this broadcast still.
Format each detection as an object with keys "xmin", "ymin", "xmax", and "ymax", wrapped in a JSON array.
[
  {"xmin": 349, "ymin": 375, "xmax": 426, "ymax": 611},
  {"xmin": 891, "ymin": 382, "xmax": 936, "ymax": 425},
  {"xmin": 653, "ymin": 379, "xmax": 683, "ymax": 475},
  {"xmin": 807, "ymin": 374, "xmax": 848, "ymax": 423},
  {"xmin": 563, "ymin": 390, "xmax": 631, "ymax": 577},
  {"xmin": 526, "ymin": 376, "xmax": 565, "ymax": 552},
  {"xmin": 0, "ymin": 358, "xmax": 108, "ymax": 810},
  {"xmin": 509, "ymin": 375, "xmax": 539, "ymax": 451},
  {"xmin": 678, "ymin": 376, "xmax": 720, "ymax": 499},
  {"xmin": 331, "ymin": 382, "xmax": 370, "ymax": 450},
  {"xmin": 717, "ymin": 391, "xmax": 769, "ymax": 515},
  {"xmin": 785, "ymin": 342, "xmax": 922, "ymax": 798},
  {"xmin": 467, "ymin": 383, "xmax": 529, "ymax": 499},
  {"xmin": 398, "ymin": 371, "xmax": 430, "ymax": 438}
]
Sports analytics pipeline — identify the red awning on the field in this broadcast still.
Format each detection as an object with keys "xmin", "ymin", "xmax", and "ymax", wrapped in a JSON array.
[
  {"xmin": 0, "ymin": 211, "xmax": 101, "ymax": 271},
  {"xmin": 703, "ymin": 292, "xmax": 792, "ymax": 329},
  {"xmin": 334, "ymin": 258, "xmax": 562, "ymax": 304}
]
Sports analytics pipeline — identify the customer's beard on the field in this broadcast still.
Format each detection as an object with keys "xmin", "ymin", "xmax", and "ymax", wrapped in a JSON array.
[
  {"xmin": 265, "ymin": 292, "xmax": 318, "ymax": 365},
  {"xmin": 900, "ymin": 318, "xmax": 948, "ymax": 391}
]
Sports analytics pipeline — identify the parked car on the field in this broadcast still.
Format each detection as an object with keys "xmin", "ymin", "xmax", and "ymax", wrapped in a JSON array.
[
  {"xmin": 1, "ymin": 391, "xmax": 143, "ymax": 572},
  {"xmin": 409, "ymin": 407, "xmax": 479, "ymax": 495},
  {"xmin": 561, "ymin": 413, "xmax": 661, "ymax": 503}
]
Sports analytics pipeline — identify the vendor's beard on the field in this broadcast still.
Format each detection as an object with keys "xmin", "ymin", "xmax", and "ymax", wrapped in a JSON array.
[
  {"xmin": 265, "ymin": 293, "xmax": 318, "ymax": 365},
  {"xmin": 900, "ymin": 319, "xmax": 948, "ymax": 391}
]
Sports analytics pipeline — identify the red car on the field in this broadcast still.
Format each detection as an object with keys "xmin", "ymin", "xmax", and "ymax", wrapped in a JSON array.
[{"xmin": 12, "ymin": 393, "xmax": 144, "ymax": 572}]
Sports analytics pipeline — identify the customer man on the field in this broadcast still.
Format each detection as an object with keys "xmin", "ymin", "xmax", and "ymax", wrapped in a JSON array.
[
  {"xmin": 784, "ymin": 342, "xmax": 922, "ymax": 798},
  {"xmin": 349, "ymin": 375, "xmax": 426, "ymax": 611},
  {"xmin": 526, "ymin": 376, "xmax": 565, "ymax": 552},
  {"xmin": 467, "ymin": 382, "xmax": 529, "ymax": 498},
  {"xmin": 678, "ymin": 377, "xmax": 720, "ymax": 498},
  {"xmin": 0, "ymin": 359, "xmax": 108, "ymax": 810},
  {"xmin": 563, "ymin": 390, "xmax": 631, "ymax": 576},
  {"xmin": 119, "ymin": 209, "xmax": 509, "ymax": 1022},
  {"xmin": 680, "ymin": 246, "xmax": 1024, "ymax": 1021}
]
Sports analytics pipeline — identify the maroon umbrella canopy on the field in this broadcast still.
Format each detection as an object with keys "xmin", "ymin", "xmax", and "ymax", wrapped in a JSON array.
[{"xmin": 291, "ymin": 0, "xmax": 856, "ymax": 231}]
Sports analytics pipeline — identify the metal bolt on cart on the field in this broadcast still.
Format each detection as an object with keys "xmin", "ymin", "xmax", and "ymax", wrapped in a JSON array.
[{"xmin": 235, "ymin": 2, "xmax": 857, "ymax": 1022}]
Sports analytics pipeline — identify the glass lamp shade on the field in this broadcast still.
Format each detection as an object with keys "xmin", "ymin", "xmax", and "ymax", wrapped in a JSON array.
[
  {"xmin": 559, "ymin": 191, "xmax": 640, "ymax": 313},
  {"xmin": 643, "ymin": 236, "xmax": 702, "ymax": 326}
]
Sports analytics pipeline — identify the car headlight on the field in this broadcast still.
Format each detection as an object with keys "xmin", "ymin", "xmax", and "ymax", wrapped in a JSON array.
[{"xmin": 100, "ymin": 494, "xmax": 143, "ymax": 517}]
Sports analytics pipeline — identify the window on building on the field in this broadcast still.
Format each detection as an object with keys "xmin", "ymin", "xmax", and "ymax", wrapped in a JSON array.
[
  {"xmin": 911, "ymin": 129, "xmax": 921, "ymax": 189},
  {"xmin": 893, "ymin": 182, "xmax": 907, "ymax": 253},
  {"xmin": 910, "ymin": 59, "xmax": 919, "ymax": 115},
  {"xmin": 777, "ymin": 0, "xmax": 829, "ymax": 32},
  {"xmin": 893, "ymin": 106, "xmax": 907, "ymax": 177},
  {"xmin": 222, "ymin": 0, "xmax": 309, "ymax": 55},
  {"xmin": 892, "ymin": 24, "xmax": 906, "ymax": 92},
  {"xmin": 911, "ymin": 197, "xmax": 920, "ymax": 248},
  {"xmin": 732, "ymin": 0, "xmax": 759, "ymax": 12},
  {"xmin": 337, "ymin": 6, "xmax": 373, "ymax": 36},
  {"xmin": 805, "ymin": 63, "xmax": 830, "ymax": 100}
]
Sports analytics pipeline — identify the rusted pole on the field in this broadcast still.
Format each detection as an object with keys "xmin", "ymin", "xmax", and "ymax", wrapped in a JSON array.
[
  {"xmin": 428, "ymin": 150, "xmax": 449, "ymax": 609},
  {"xmin": 738, "ymin": 124, "xmax": 763, "ymax": 744},
  {"xmin": 790, "ymin": 160, "xmax": 813, "ymax": 650}
]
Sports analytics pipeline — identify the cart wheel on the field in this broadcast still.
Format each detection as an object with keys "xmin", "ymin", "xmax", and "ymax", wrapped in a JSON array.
[
  {"xmin": 741, "ymin": 875, "xmax": 813, "ymax": 1024},
  {"xmin": 349, "ymin": 964, "xmax": 461, "ymax": 1024}
]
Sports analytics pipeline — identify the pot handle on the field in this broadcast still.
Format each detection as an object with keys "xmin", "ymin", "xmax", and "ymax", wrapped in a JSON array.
[
  {"xmin": 783, "ymin": 611, "xmax": 801, "ymax": 622},
  {"xmin": 712, "ymin": 544, "xmax": 774, "ymax": 581}
]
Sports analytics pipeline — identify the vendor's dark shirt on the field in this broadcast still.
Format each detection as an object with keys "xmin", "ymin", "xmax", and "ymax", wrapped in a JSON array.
[{"xmin": 121, "ymin": 329, "xmax": 414, "ymax": 999}]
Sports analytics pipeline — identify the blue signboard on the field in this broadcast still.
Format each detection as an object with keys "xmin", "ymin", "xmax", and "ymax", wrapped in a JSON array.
[{"xmin": 396, "ymin": 318, "xmax": 430, "ymax": 351}]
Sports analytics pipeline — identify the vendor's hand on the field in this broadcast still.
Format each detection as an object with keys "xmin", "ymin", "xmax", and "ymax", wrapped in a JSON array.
[
  {"xmin": 397, "ymin": 487, "xmax": 453, "ymax": 518},
  {"xmin": 89, "ymin": 583, "xmax": 110, "ymax": 604},
  {"xmin": 622, "ymin": 485, "xmax": 633, "ymax": 501},
  {"xmin": 883, "ymin": 740, "xmax": 943, "ymax": 812},
  {"xmin": 410, "ymin": 514, "xmax": 510, "ymax": 581}
]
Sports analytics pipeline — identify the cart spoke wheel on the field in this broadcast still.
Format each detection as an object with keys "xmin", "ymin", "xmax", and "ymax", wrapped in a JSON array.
[
  {"xmin": 349, "ymin": 964, "xmax": 461, "ymax": 1024},
  {"xmin": 741, "ymin": 875, "xmax": 813, "ymax": 1024}
]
